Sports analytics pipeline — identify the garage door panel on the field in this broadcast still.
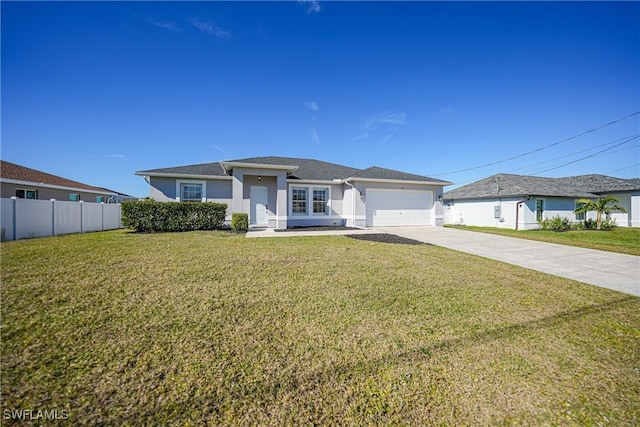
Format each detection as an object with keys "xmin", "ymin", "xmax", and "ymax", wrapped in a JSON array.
[{"xmin": 366, "ymin": 189, "xmax": 433, "ymax": 227}]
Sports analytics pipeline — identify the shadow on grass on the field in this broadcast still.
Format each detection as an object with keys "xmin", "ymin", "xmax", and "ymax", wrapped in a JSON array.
[{"xmin": 301, "ymin": 295, "xmax": 637, "ymax": 386}]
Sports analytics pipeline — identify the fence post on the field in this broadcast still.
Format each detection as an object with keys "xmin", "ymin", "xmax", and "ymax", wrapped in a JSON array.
[
  {"xmin": 101, "ymin": 202, "xmax": 105, "ymax": 231},
  {"xmin": 10, "ymin": 196, "xmax": 17, "ymax": 241},
  {"xmin": 80, "ymin": 201, "xmax": 84, "ymax": 234},
  {"xmin": 51, "ymin": 199, "xmax": 56, "ymax": 237}
]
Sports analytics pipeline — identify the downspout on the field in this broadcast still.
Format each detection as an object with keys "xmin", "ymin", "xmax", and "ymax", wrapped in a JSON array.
[
  {"xmin": 344, "ymin": 180, "xmax": 359, "ymax": 229},
  {"xmin": 515, "ymin": 195, "xmax": 531, "ymax": 230}
]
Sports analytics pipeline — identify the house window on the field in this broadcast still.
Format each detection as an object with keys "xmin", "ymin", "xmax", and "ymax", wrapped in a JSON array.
[
  {"xmin": 180, "ymin": 183, "xmax": 203, "ymax": 202},
  {"xmin": 313, "ymin": 188, "xmax": 328, "ymax": 215},
  {"xmin": 536, "ymin": 199, "xmax": 544, "ymax": 222},
  {"xmin": 575, "ymin": 201, "xmax": 586, "ymax": 221},
  {"xmin": 16, "ymin": 189, "xmax": 38, "ymax": 199},
  {"xmin": 69, "ymin": 194, "xmax": 80, "ymax": 202},
  {"xmin": 292, "ymin": 187, "xmax": 308, "ymax": 215},
  {"xmin": 96, "ymin": 196, "xmax": 104, "ymax": 203}
]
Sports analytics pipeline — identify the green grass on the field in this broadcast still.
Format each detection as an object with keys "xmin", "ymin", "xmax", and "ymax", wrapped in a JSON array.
[
  {"xmin": 446, "ymin": 225, "xmax": 640, "ymax": 256},
  {"xmin": 2, "ymin": 230, "xmax": 639, "ymax": 425}
]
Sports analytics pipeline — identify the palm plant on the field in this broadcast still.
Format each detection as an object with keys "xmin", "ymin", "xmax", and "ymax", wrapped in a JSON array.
[{"xmin": 574, "ymin": 196, "xmax": 627, "ymax": 230}]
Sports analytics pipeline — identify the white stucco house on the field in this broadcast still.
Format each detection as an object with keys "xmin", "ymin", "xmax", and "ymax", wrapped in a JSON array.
[
  {"xmin": 135, "ymin": 156, "xmax": 452, "ymax": 229},
  {"xmin": 443, "ymin": 173, "xmax": 640, "ymax": 230}
]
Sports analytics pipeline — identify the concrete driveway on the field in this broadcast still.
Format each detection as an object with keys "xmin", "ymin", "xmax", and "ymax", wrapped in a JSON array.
[{"xmin": 375, "ymin": 226, "xmax": 640, "ymax": 297}]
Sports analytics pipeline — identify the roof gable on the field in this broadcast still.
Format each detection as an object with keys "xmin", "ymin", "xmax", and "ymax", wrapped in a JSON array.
[{"xmin": 226, "ymin": 156, "xmax": 360, "ymax": 181}]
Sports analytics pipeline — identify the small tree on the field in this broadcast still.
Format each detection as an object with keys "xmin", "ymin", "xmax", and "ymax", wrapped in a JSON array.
[{"xmin": 574, "ymin": 196, "xmax": 627, "ymax": 230}]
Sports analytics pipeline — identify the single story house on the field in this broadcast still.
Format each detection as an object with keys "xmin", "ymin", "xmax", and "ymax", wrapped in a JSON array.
[
  {"xmin": 443, "ymin": 173, "xmax": 640, "ymax": 229},
  {"xmin": 0, "ymin": 160, "xmax": 120, "ymax": 203},
  {"xmin": 135, "ymin": 156, "xmax": 452, "ymax": 229}
]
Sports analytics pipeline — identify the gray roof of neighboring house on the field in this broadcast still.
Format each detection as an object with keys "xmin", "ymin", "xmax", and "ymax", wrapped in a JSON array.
[
  {"xmin": 137, "ymin": 156, "xmax": 450, "ymax": 184},
  {"xmin": 558, "ymin": 174, "xmax": 640, "ymax": 193},
  {"xmin": 444, "ymin": 173, "xmax": 640, "ymax": 200}
]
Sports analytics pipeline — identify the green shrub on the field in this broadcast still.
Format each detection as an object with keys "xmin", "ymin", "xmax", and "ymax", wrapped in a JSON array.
[
  {"xmin": 122, "ymin": 200, "xmax": 227, "ymax": 232},
  {"xmin": 572, "ymin": 221, "xmax": 585, "ymax": 231},
  {"xmin": 600, "ymin": 216, "xmax": 617, "ymax": 230},
  {"xmin": 231, "ymin": 213, "xmax": 249, "ymax": 232},
  {"xmin": 538, "ymin": 215, "xmax": 571, "ymax": 232}
]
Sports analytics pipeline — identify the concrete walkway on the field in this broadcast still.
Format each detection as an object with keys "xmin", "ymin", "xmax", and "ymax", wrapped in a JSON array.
[
  {"xmin": 375, "ymin": 226, "xmax": 640, "ymax": 297},
  {"xmin": 247, "ymin": 226, "xmax": 640, "ymax": 297}
]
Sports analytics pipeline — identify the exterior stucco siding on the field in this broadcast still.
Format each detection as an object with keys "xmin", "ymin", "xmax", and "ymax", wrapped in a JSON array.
[
  {"xmin": 1, "ymin": 183, "xmax": 112, "ymax": 203},
  {"xmin": 149, "ymin": 177, "xmax": 232, "ymax": 204}
]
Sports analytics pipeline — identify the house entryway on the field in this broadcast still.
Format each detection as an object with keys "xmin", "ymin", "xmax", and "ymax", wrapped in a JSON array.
[{"xmin": 250, "ymin": 186, "xmax": 268, "ymax": 226}]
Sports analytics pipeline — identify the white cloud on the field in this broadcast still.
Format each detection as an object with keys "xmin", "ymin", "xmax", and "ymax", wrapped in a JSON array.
[
  {"xmin": 309, "ymin": 128, "xmax": 320, "ymax": 144},
  {"xmin": 299, "ymin": 0, "xmax": 321, "ymax": 14},
  {"xmin": 209, "ymin": 143, "xmax": 230, "ymax": 155},
  {"xmin": 191, "ymin": 18, "xmax": 232, "ymax": 39},
  {"xmin": 149, "ymin": 18, "xmax": 180, "ymax": 31},
  {"xmin": 365, "ymin": 111, "xmax": 407, "ymax": 129},
  {"xmin": 304, "ymin": 101, "xmax": 319, "ymax": 111},
  {"xmin": 353, "ymin": 111, "xmax": 407, "ymax": 143},
  {"xmin": 104, "ymin": 154, "xmax": 127, "ymax": 160}
]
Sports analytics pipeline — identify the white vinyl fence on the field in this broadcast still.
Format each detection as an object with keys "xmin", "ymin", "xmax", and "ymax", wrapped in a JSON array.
[{"xmin": 1, "ymin": 197, "xmax": 122, "ymax": 241}]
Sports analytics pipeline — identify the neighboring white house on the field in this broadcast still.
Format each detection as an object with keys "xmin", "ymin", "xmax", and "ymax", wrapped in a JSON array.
[
  {"xmin": 443, "ymin": 173, "xmax": 640, "ymax": 230},
  {"xmin": 136, "ymin": 156, "xmax": 452, "ymax": 229}
]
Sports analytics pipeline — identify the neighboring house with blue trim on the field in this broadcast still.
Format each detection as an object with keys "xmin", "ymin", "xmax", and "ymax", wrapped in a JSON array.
[
  {"xmin": 136, "ymin": 156, "xmax": 451, "ymax": 229},
  {"xmin": 443, "ymin": 173, "xmax": 640, "ymax": 229}
]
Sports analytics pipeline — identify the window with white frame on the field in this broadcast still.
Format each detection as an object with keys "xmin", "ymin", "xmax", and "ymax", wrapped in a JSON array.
[
  {"xmin": 290, "ymin": 185, "xmax": 330, "ymax": 216},
  {"xmin": 575, "ymin": 201, "xmax": 586, "ymax": 221},
  {"xmin": 16, "ymin": 189, "xmax": 38, "ymax": 199},
  {"xmin": 536, "ymin": 199, "xmax": 544, "ymax": 222},
  {"xmin": 292, "ymin": 187, "xmax": 307, "ymax": 215},
  {"xmin": 312, "ymin": 188, "xmax": 328, "ymax": 215},
  {"xmin": 180, "ymin": 183, "xmax": 203, "ymax": 202}
]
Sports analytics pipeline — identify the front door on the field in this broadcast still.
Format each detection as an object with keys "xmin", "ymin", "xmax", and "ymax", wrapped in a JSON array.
[{"xmin": 250, "ymin": 186, "xmax": 268, "ymax": 226}]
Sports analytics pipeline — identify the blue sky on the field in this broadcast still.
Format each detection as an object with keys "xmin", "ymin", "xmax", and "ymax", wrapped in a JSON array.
[{"xmin": 2, "ymin": 1, "xmax": 639, "ymax": 197}]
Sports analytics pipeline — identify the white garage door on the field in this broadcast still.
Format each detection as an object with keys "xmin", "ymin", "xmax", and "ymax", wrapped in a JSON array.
[{"xmin": 366, "ymin": 188, "xmax": 433, "ymax": 227}]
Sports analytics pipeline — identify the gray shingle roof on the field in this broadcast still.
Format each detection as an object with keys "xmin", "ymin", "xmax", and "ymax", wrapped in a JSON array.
[
  {"xmin": 226, "ymin": 156, "xmax": 360, "ymax": 181},
  {"xmin": 558, "ymin": 174, "xmax": 640, "ymax": 193},
  {"xmin": 137, "ymin": 156, "xmax": 449, "ymax": 184},
  {"xmin": 136, "ymin": 162, "xmax": 228, "ymax": 176},
  {"xmin": 353, "ymin": 166, "xmax": 452, "ymax": 184},
  {"xmin": 444, "ymin": 173, "xmax": 640, "ymax": 200}
]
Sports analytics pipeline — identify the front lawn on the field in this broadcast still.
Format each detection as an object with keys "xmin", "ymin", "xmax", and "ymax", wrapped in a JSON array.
[
  {"xmin": 446, "ymin": 225, "xmax": 640, "ymax": 256},
  {"xmin": 2, "ymin": 230, "xmax": 639, "ymax": 425}
]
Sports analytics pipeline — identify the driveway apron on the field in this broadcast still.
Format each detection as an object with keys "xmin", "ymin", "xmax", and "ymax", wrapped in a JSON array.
[{"xmin": 375, "ymin": 226, "xmax": 640, "ymax": 297}]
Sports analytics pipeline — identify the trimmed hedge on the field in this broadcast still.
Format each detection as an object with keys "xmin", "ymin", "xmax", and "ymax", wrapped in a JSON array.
[
  {"xmin": 231, "ymin": 213, "xmax": 249, "ymax": 232},
  {"xmin": 122, "ymin": 200, "xmax": 227, "ymax": 232}
]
